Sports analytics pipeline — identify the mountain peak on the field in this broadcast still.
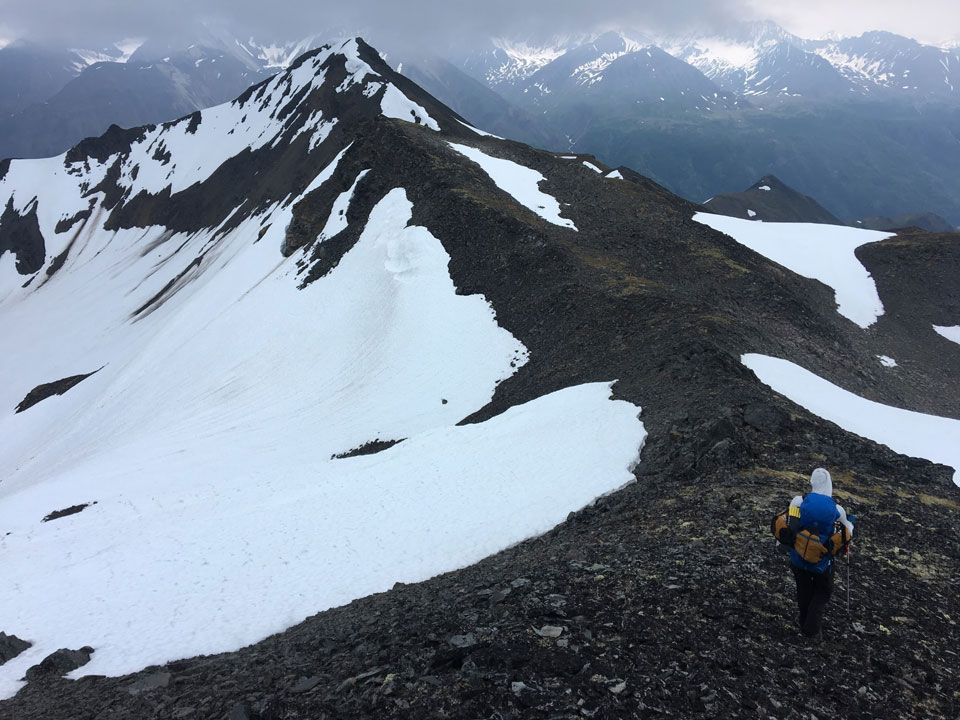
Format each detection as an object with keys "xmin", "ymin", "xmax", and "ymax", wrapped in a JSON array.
[{"xmin": 704, "ymin": 174, "xmax": 842, "ymax": 224}]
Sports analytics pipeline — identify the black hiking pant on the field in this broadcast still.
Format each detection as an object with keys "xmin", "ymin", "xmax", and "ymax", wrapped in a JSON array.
[{"xmin": 792, "ymin": 565, "xmax": 833, "ymax": 637}]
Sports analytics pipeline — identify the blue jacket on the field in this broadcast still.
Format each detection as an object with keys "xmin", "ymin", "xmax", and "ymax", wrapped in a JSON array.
[{"xmin": 789, "ymin": 492, "xmax": 839, "ymax": 574}]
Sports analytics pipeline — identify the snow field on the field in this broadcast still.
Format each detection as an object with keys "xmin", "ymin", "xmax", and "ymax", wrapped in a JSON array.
[
  {"xmin": 448, "ymin": 143, "xmax": 577, "ymax": 230},
  {"xmin": 743, "ymin": 354, "xmax": 960, "ymax": 485},
  {"xmin": 0, "ymin": 188, "xmax": 645, "ymax": 696},
  {"xmin": 694, "ymin": 213, "xmax": 889, "ymax": 328}
]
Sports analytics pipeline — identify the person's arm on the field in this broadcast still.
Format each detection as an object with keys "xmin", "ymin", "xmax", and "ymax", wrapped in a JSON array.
[
  {"xmin": 787, "ymin": 495, "xmax": 803, "ymax": 530},
  {"xmin": 778, "ymin": 495, "xmax": 803, "ymax": 546},
  {"xmin": 836, "ymin": 505, "xmax": 854, "ymax": 538}
]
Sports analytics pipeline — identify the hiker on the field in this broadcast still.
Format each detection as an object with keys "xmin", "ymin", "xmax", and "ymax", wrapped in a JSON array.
[{"xmin": 774, "ymin": 468, "xmax": 855, "ymax": 638}]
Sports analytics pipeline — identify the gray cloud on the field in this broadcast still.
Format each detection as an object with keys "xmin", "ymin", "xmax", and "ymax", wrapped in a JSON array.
[
  {"xmin": 0, "ymin": 0, "xmax": 755, "ymax": 48},
  {"xmin": 749, "ymin": 0, "xmax": 960, "ymax": 45},
  {"xmin": 0, "ymin": 0, "xmax": 953, "ymax": 49}
]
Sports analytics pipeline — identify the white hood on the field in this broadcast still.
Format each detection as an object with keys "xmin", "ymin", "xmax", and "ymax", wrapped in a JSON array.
[{"xmin": 810, "ymin": 467, "xmax": 833, "ymax": 496}]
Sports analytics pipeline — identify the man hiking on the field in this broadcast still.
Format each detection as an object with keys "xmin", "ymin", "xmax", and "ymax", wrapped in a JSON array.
[{"xmin": 773, "ymin": 468, "xmax": 855, "ymax": 638}]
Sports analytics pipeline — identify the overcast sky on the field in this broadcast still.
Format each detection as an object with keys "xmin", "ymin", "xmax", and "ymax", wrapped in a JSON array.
[{"xmin": 0, "ymin": 0, "xmax": 956, "ymax": 48}]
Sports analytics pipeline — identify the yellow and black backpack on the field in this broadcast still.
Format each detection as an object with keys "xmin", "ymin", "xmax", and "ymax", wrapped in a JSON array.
[{"xmin": 771, "ymin": 510, "xmax": 850, "ymax": 563}]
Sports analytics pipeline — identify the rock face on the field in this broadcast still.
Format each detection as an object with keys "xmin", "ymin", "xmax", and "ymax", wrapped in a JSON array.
[
  {"xmin": 23, "ymin": 647, "xmax": 93, "ymax": 682},
  {"xmin": 0, "ymin": 198, "xmax": 45, "ymax": 275},
  {"xmin": 1, "ymin": 36, "xmax": 958, "ymax": 720},
  {"xmin": 15, "ymin": 371, "xmax": 100, "ymax": 413},
  {"xmin": 0, "ymin": 634, "xmax": 31, "ymax": 666}
]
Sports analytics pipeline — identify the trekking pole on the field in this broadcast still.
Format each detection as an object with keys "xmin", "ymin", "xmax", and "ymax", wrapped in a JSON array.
[{"xmin": 845, "ymin": 544, "xmax": 851, "ymax": 613}]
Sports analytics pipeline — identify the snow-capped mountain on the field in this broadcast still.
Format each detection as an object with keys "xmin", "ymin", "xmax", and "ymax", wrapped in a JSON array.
[
  {"xmin": 0, "ymin": 44, "xmax": 273, "ymax": 160},
  {"xmin": 809, "ymin": 31, "xmax": 960, "ymax": 97},
  {"xmin": 512, "ymin": 31, "xmax": 646, "ymax": 93},
  {"xmin": 672, "ymin": 24, "xmax": 854, "ymax": 98},
  {"xmin": 666, "ymin": 21, "xmax": 799, "ymax": 94},
  {"xmin": 68, "ymin": 38, "xmax": 144, "ymax": 70},
  {"xmin": 671, "ymin": 24, "xmax": 960, "ymax": 99},
  {"xmin": 1, "ymin": 35, "xmax": 958, "ymax": 720},
  {"xmin": 474, "ymin": 32, "xmax": 741, "ymax": 113},
  {"xmin": 235, "ymin": 35, "xmax": 324, "ymax": 70},
  {"xmin": 0, "ymin": 28, "xmax": 328, "ymax": 161},
  {"xmin": 455, "ymin": 35, "xmax": 586, "ymax": 91}
]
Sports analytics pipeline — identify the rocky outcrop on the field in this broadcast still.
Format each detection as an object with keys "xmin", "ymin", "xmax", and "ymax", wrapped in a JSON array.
[
  {"xmin": 15, "ymin": 370, "xmax": 100, "ymax": 414},
  {"xmin": 0, "ymin": 634, "xmax": 31, "ymax": 667},
  {"xmin": 0, "ymin": 197, "xmax": 45, "ymax": 276},
  {"xmin": 23, "ymin": 647, "xmax": 93, "ymax": 682}
]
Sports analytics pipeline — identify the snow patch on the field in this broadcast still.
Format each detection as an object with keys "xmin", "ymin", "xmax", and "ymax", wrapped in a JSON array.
[
  {"xmin": 743, "ymin": 354, "xmax": 960, "ymax": 486},
  {"xmin": 582, "ymin": 161, "xmax": 602, "ymax": 173},
  {"xmin": 747, "ymin": 209, "xmax": 757, "ymax": 218},
  {"xmin": 933, "ymin": 325, "xmax": 960, "ymax": 345},
  {"xmin": 317, "ymin": 169, "xmax": 370, "ymax": 241},
  {"xmin": 877, "ymin": 355, "xmax": 898, "ymax": 367},
  {"xmin": 694, "ymin": 213, "xmax": 888, "ymax": 328},
  {"xmin": 758, "ymin": 185, "xmax": 771, "ymax": 191},
  {"xmin": 298, "ymin": 142, "xmax": 353, "ymax": 198},
  {"xmin": 449, "ymin": 143, "xmax": 577, "ymax": 230},
  {"xmin": 380, "ymin": 84, "xmax": 440, "ymax": 131},
  {"xmin": 456, "ymin": 119, "xmax": 503, "ymax": 139},
  {"xmin": 606, "ymin": 170, "xmax": 624, "ymax": 180}
]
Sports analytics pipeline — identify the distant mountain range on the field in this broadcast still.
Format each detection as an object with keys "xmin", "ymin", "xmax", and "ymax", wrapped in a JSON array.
[
  {"xmin": 1, "ymin": 23, "xmax": 959, "ymax": 225},
  {"xmin": 438, "ymin": 25, "xmax": 960, "ymax": 225},
  {"xmin": 0, "ymin": 31, "xmax": 319, "ymax": 160},
  {"xmin": 459, "ymin": 23, "xmax": 960, "ymax": 103}
]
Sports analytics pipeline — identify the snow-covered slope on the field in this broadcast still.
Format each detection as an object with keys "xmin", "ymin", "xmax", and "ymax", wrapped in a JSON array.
[
  {"xmin": 0, "ymin": 38, "xmax": 645, "ymax": 697},
  {"xmin": 744, "ymin": 354, "xmax": 960, "ymax": 484},
  {"xmin": 694, "ymin": 213, "xmax": 889, "ymax": 328}
]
